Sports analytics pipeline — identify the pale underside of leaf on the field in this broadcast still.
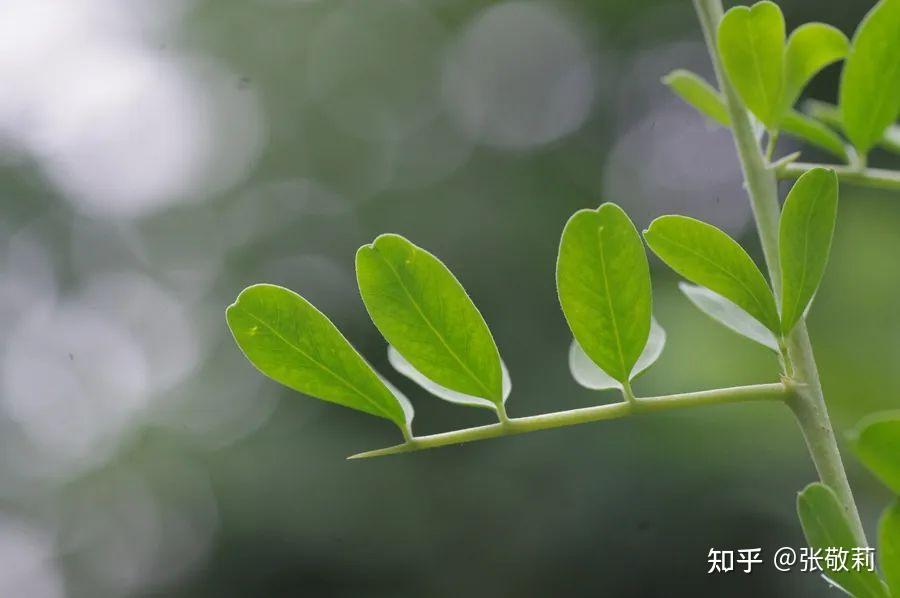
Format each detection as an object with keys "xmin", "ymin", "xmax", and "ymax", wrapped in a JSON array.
[
  {"xmin": 569, "ymin": 317, "xmax": 666, "ymax": 391},
  {"xmin": 679, "ymin": 283, "xmax": 778, "ymax": 351},
  {"xmin": 388, "ymin": 345, "xmax": 512, "ymax": 411}
]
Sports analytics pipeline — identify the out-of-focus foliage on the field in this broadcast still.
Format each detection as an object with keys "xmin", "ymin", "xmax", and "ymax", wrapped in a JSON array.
[{"xmin": 0, "ymin": 0, "xmax": 896, "ymax": 596}]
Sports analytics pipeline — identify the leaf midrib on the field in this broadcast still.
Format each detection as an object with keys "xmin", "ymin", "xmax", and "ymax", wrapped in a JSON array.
[
  {"xmin": 241, "ymin": 308, "xmax": 395, "ymax": 421},
  {"xmin": 373, "ymin": 249, "xmax": 497, "ymax": 401},
  {"xmin": 596, "ymin": 224, "xmax": 629, "ymax": 380}
]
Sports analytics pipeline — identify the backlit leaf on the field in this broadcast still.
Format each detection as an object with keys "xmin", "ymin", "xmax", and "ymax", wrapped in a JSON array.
[
  {"xmin": 644, "ymin": 215, "xmax": 780, "ymax": 333},
  {"xmin": 781, "ymin": 111, "xmax": 849, "ymax": 160},
  {"xmin": 779, "ymin": 168, "xmax": 839, "ymax": 334},
  {"xmin": 557, "ymin": 203, "xmax": 652, "ymax": 384},
  {"xmin": 840, "ymin": 0, "xmax": 900, "ymax": 155},
  {"xmin": 356, "ymin": 234, "xmax": 504, "ymax": 405},
  {"xmin": 781, "ymin": 23, "xmax": 849, "ymax": 115},
  {"xmin": 663, "ymin": 69, "xmax": 731, "ymax": 126},
  {"xmin": 226, "ymin": 284, "xmax": 411, "ymax": 434},
  {"xmin": 717, "ymin": 1, "xmax": 785, "ymax": 128}
]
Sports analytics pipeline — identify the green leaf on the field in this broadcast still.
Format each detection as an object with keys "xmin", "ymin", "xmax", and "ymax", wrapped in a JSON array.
[
  {"xmin": 663, "ymin": 69, "xmax": 731, "ymax": 126},
  {"xmin": 852, "ymin": 411, "xmax": 900, "ymax": 495},
  {"xmin": 781, "ymin": 110, "xmax": 849, "ymax": 160},
  {"xmin": 679, "ymin": 283, "xmax": 779, "ymax": 351},
  {"xmin": 388, "ymin": 345, "xmax": 511, "ymax": 411},
  {"xmin": 781, "ymin": 23, "xmax": 849, "ymax": 115},
  {"xmin": 557, "ymin": 203, "xmax": 652, "ymax": 384},
  {"xmin": 643, "ymin": 215, "xmax": 780, "ymax": 333},
  {"xmin": 806, "ymin": 99, "xmax": 900, "ymax": 156},
  {"xmin": 779, "ymin": 168, "xmax": 839, "ymax": 334},
  {"xmin": 569, "ymin": 317, "xmax": 665, "ymax": 391},
  {"xmin": 717, "ymin": 1, "xmax": 785, "ymax": 128},
  {"xmin": 880, "ymin": 500, "xmax": 900, "ymax": 596},
  {"xmin": 840, "ymin": 0, "xmax": 900, "ymax": 155},
  {"xmin": 226, "ymin": 284, "xmax": 411, "ymax": 434},
  {"xmin": 356, "ymin": 234, "xmax": 503, "ymax": 404},
  {"xmin": 797, "ymin": 483, "xmax": 890, "ymax": 598},
  {"xmin": 662, "ymin": 71, "xmax": 847, "ymax": 159}
]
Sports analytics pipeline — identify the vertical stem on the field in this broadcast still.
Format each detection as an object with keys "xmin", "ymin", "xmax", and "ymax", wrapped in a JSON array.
[{"xmin": 692, "ymin": 0, "xmax": 867, "ymax": 547}]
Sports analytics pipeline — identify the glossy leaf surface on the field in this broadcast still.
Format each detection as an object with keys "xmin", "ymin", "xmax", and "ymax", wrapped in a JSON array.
[
  {"xmin": 227, "ymin": 284, "xmax": 410, "ymax": 433},
  {"xmin": 356, "ymin": 234, "xmax": 503, "ymax": 404}
]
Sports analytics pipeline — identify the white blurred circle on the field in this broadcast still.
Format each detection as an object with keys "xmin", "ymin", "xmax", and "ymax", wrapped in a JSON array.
[
  {"xmin": 0, "ymin": 516, "xmax": 64, "ymax": 598},
  {"xmin": 602, "ymin": 103, "xmax": 751, "ymax": 235},
  {"xmin": 308, "ymin": 0, "xmax": 446, "ymax": 141},
  {"xmin": 443, "ymin": 1, "xmax": 596, "ymax": 149},
  {"xmin": 2, "ymin": 303, "xmax": 149, "ymax": 468},
  {"xmin": 78, "ymin": 272, "xmax": 200, "ymax": 395}
]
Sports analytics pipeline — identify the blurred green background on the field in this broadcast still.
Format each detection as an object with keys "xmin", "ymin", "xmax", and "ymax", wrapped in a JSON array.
[{"xmin": 0, "ymin": 0, "xmax": 897, "ymax": 596}]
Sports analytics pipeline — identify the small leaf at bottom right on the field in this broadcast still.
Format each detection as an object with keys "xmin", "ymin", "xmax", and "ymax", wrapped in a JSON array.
[
  {"xmin": 853, "ymin": 412, "xmax": 900, "ymax": 495},
  {"xmin": 779, "ymin": 167, "xmax": 838, "ymax": 335},
  {"xmin": 880, "ymin": 500, "xmax": 900, "ymax": 597},
  {"xmin": 797, "ymin": 483, "xmax": 889, "ymax": 598}
]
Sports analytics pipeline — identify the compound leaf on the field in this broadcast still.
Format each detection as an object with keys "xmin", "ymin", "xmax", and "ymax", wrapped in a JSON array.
[
  {"xmin": 679, "ymin": 282, "xmax": 778, "ymax": 351},
  {"xmin": 840, "ymin": 0, "xmax": 900, "ymax": 155},
  {"xmin": 718, "ymin": 1, "xmax": 786, "ymax": 128},
  {"xmin": 644, "ymin": 215, "xmax": 780, "ymax": 333},
  {"xmin": 880, "ymin": 500, "xmax": 900, "ymax": 597},
  {"xmin": 569, "ymin": 316, "xmax": 665, "ymax": 391},
  {"xmin": 226, "ymin": 284, "xmax": 411, "ymax": 434},
  {"xmin": 779, "ymin": 168, "xmax": 839, "ymax": 334},
  {"xmin": 852, "ymin": 412, "xmax": 900, "ymax": 495},
  {"xmin": 557, "ymin": 203, "xmax": 652, "ymax": 384},
  {"xmin": 356, "ymin": 234, "xmax": 503, "ymax": 405},
  {"xmin": 782, "ymin": 23, "xmax": 849, "ymax": 115},
  {"xmin": 797, "ymin": 483, "xmax": 890, "ymax": 598}
]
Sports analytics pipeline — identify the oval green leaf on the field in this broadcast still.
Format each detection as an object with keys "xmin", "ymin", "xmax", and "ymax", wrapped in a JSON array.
[
  {"xmin": 569, "ymin": 316, "xmax": 665, "ymax": 391},
  {"xmin": 852, "ymin": 412, "xmax": 900, "ymax": 495},
  {"xmin": 663, "ymin": 69, "xmax": 731, "ymax": 127},
  {"xmin": 663, "ymin": 71, "xmax": 847, "ymax": 159},
  {"xmin": 387, "ymin": 344, "xmax": 511, "ymax": 411},
  {"xmin": 356, "ymin": 234, "xmax": 503, "ymax": 404},
  {"xmin": 779, "ymin": 168, "xmax": 839, "ymax": 334},
  {"xmin": 644, "ymin": 215, "xmax": 780, "ymax": 333},
  {"xmin": 840, "ymin": 0, "xmax": 900, "ymax": 155},
  {"xmin": 557, "ymin": 203, "xmax": 652, "ymax": 384},
  {"xmin": 717, "ymin": 1, "xmax": 785, "ymax": 128},
  {"xmin": 781, "ymin": 23, "xmax": 849, "ymax": 115},
  {"xmin": 781, "ymin": 110, "xmax": 849, "ymax": 160},
  {"xmin": 797, "ymin": 483, "xmax": 890, "ymax": 598},
  {"xmin": 880, "ymin": 500, "xmax": 900, "ymax": 597},
  {"xmin": 226, "ymin": 284, "xmax": 411, "ymax": 434},
  {"xmin": 679, "ymin": 282, "xmax": 779, "ymax": 351}
]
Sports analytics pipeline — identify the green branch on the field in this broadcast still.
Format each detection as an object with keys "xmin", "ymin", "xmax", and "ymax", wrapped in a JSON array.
[
  {"xmin": 693, "ymin": 0, "xmax": 868, "ymax": 547},
  {"xmin": 349, "ymin": 383, "xmax": 789, "ymax": 459},
  {"xmin": 778, "ymin": 162, "xmax": 900, "ymax": 192}
]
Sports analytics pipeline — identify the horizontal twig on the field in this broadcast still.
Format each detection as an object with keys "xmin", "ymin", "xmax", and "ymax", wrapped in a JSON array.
[
  {"xmin": 349, "ymin": 382, "xmax": 789, "ymax": 459},
  {"xmin": 777, "ymin": 162, "xmax": 900, "ymax": 192}
]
